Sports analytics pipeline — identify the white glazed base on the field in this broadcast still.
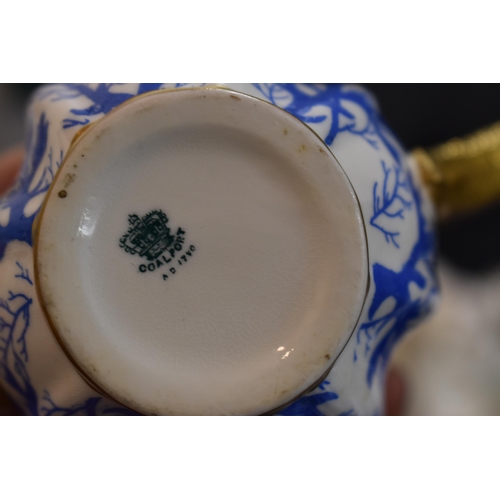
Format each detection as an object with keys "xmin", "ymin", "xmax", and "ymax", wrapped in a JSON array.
[{"xmin": 35, "ymin": 88, "xmax": 368, "ymax": 415}]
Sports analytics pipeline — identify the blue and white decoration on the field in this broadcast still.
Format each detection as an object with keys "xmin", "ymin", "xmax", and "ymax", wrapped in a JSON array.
[{"xmin": 0, "ymin": 84, "xmax": 438, "ymax": 415}]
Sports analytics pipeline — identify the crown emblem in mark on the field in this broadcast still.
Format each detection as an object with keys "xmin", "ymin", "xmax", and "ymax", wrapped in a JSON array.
[{"xmin": 119, "ymin": 209, "xmax": 175, "ymax": 261}]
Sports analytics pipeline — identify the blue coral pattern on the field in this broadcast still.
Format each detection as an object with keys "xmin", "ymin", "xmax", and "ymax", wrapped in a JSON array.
[
  {"xmin": 252, "ymin": 84, "xmax": 438, "ymax": 415},
  {"xmin": 0, "ymin": 83, "xmax": 437, "ymax": 415},
  {"xmin": 0, "ymin": 263, "xmax": 137, "ymax": 415}
]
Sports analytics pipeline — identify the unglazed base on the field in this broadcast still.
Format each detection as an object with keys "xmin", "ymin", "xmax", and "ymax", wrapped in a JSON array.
[{"xmin": 35, "ymin": 87, "xmax": 368, "ymax": 415}]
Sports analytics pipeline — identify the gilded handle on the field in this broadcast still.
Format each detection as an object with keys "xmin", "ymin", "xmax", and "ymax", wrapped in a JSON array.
[{"xmin": 413, "ymin": 122, "xmax": 500, "ymax": 218}]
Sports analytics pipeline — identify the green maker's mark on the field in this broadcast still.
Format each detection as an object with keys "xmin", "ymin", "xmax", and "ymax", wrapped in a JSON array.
[{"xmin": 119, "ymin": 209, "xmax": 195, "ymax": 278}]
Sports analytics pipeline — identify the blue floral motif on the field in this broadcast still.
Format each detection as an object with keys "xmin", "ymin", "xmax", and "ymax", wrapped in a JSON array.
[
  {"xmin": 370, "ymin": 160, "xmax": 413, "ymax": 248},
  {"xmin": 254, "ymin": 83, "xmax": 438, "ymax": 413},
  {"xmin": 37, "ymin": 84, "xmax": 165, "ymax": 129},
  {"xmin": 14, "ymin": 261, "xmax": 33, "ymax": 285},
  {"xmin": 359, "ymin": 175, "xmax": 437, "ymax": 386},
  {"xmin": 36, "ymin": 83, "xmax": 205, "ymax": 129},
  {"xmin": 253, "ymin": 83, "xmax": 387, "ymax": 148},
  {"xmin": 277, "ymin": 381, "xmax": 339, "ymax": 416},
  {"xmin": 0, "ymin": 114, "xmax": 56, "ymax": 260},
  {"xmin": 0, "ymin": 269, "xmax": 37, "ymax": 415},
  {"xmin": 40, "ymin": 391, "xmax": 137, "ymax": 416},
  {"xmin": 252, "ymin": 84, "xmax": 416, "ymax": 247},
  {"xmin": 0, "ymin": 263, "xmax": 137, "ymax": 415}
]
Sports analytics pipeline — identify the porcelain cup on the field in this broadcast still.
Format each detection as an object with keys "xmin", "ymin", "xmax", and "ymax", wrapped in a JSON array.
[{"xmin": 0, "ymin": 84, "xmax": 438, "ymax": 415}]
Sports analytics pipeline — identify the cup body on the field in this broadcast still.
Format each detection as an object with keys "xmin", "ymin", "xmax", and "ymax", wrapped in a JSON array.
[{"xmin": 0, "ymin": 84, "xmax": 438, "ymax": 415}]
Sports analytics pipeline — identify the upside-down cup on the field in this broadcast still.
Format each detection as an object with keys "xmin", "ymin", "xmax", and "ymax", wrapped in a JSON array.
[{"xmin": 0, "ymin": 84, "xmax": 440, "ymax": 415}]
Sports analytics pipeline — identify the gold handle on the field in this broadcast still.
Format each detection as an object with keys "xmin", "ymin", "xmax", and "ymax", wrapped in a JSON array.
[{"xmin": 413, "ymin": 122, "xmax": 500, "ymax": 218}]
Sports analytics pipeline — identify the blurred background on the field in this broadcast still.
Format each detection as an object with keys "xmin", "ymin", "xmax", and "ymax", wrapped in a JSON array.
[{"xmin": 2, "ymin": 84, "xmax": 500, "ymax": 415}]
